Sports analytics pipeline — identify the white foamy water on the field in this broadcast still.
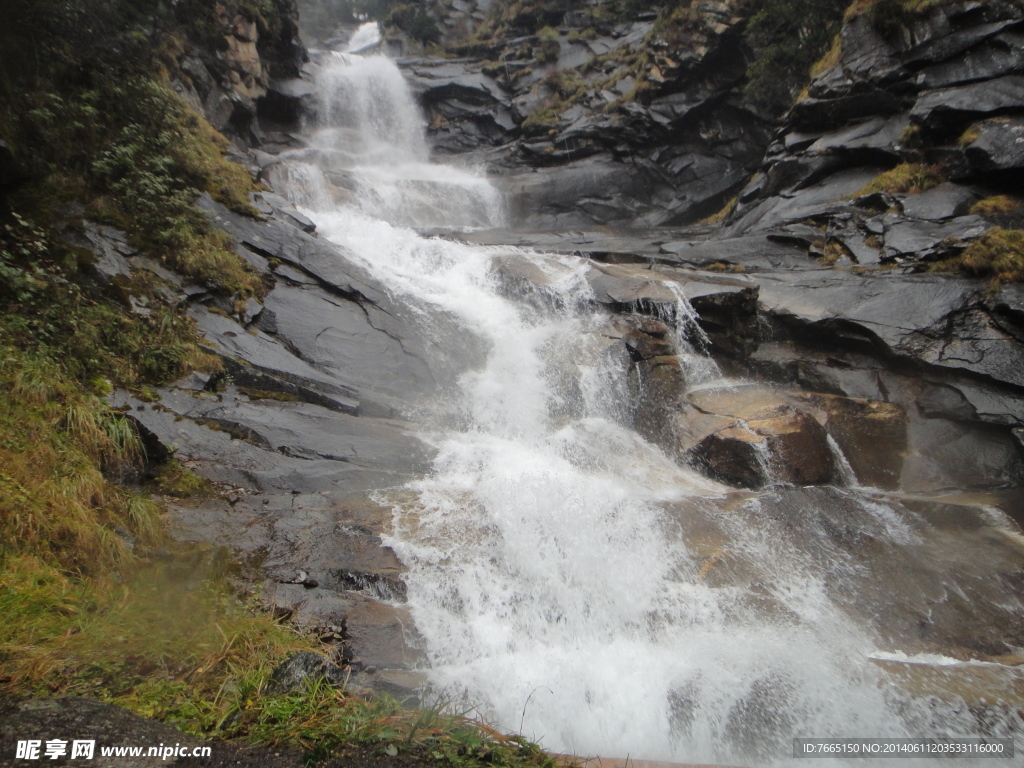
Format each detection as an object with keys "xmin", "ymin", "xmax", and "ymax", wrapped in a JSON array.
[
  {"xmin": 344, "ymin": 21, "xmax": 382, "ymax": 54},
  {"xmin": 271, "ymin": 34, "xmax": 1020, "ymax": 766}
]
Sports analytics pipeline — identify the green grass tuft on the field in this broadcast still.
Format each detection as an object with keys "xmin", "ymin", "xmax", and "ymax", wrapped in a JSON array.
[
  {"xmin": 856, "ymin": 163, "xmax": 944, "ymax": 196},
  {"xmin": 932, "ymin": 229, "xmax": 1024, "ymax": 285},
  {"xmin": 970, "ymin": 195, "xmax": 1022, "ymax": 215}
]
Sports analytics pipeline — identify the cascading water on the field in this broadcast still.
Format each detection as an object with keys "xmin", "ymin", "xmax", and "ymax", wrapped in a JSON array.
[{"xmin": 272, "ymin": 30, "xmax": 1022, "ymax": 767}]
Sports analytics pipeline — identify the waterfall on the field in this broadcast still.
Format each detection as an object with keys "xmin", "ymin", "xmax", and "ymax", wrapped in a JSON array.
[{"xmin": 272, "ymin": 33, "xmax": 1020, "ymax": 767}]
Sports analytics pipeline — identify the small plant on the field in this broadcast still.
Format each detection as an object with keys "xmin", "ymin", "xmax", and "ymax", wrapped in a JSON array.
[
  {"xmin": 817, "ymin": 240, "xmax": 852, "ymax": 266},
  {"xmin": 150, "ymin": 459, "xmax": 216, "ymax": 497},
  {"xmin": 856, "ymin": 163, "xmax": 944, "ymax": 196}
]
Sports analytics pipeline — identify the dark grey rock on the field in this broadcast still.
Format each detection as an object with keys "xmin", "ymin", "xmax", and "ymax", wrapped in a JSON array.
[
  {"xmin": 914, "ymin": 30, "xmax": 1024, "ymax": 90},
  {"xmin": 807, "ymin": 113, "xmax": 909, "ymax": 157},
  {"xmin": 585, "ymin": 263, "xmax": 678, "ymax": 308},
  {"xmin": 918, "ymin": 381, "xmax": 978, "ymax": 421},
  {"xmin": 68, "ymin": 223, "xmax": 136, "ymax": 283},
  {"xmin": 751, "ymin": 270, "xmax": 1024, "ymax": 389},
  {"xmin": 789, "ymin": 91, "xmax": 907, "ymax": 132},
  {"xmin": 659, "ymin": 235, "xmax": 814, "ymax": 271},
  {"xmin": 901, "ymin": 413, "xmax": 1024, "ymax": 491},
  {"xmin": 911, "ymin": 75, "xmax": 1024, "ymax": 131},
  {"xmin": 882, "ymin": 215, "xmax": 988, "ymax": 258},
  {"xmin": 963, "ymin": 115, "xmax": 1024, "ymax": 172},
  {"xmin": 259, "ymin": 77, "xmax": 316, "ymax": 127},
  {"xmin": 267, "ymin": 651, "xmax": 346, "ymax": 694},
  {"xmin": 110, "ymin": 386, "xmax": 428, "ymax": 494},
  {"xmin": 898, "ymin": 183, "xmax": 977, "ymax": 221}
]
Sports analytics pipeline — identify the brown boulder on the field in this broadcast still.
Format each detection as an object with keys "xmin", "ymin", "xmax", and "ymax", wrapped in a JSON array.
[{"xmin": 687, "ymin": 404, "xmax": 836, "ymax": 488}]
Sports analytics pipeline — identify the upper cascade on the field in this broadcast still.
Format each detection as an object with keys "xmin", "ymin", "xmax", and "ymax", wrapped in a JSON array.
[
  {"xmin": 271, "ymin": 40, "xmax": 503, "ymax": 229},
  {"xmin": 344, "ymin": 21, "xmax": 382, "ymax": 54}
]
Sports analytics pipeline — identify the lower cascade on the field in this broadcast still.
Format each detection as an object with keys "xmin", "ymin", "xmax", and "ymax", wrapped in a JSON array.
[{"xmin": 272, "ymin": 27, "xmax": 1023, "ymax": 767}]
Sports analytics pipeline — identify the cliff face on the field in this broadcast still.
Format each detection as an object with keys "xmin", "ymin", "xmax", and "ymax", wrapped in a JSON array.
[
  {"xmin": 731, "ymin": 0, "xmax": 1024, "ymax": 241},
  {"xmin": 394, "ymin": 0, "xmax": 777, "ymax": 227},
  {"xmin": 373, "ymin": 0, "xmax": 865, "ymax": 228},
  {"xmin": 170, "ymin": 0, "xmax": 307, "ymax": 142}
]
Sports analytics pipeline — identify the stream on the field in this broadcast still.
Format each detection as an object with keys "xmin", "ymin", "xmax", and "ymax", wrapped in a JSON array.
[{"xmin": 268, "ymin": 24, "xmax": 1023, "ymax": 767}]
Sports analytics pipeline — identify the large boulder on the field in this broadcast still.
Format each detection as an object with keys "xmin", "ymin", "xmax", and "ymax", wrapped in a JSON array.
[{"xmin": 689, "ymin": 407, "xmax": 835, "ymax": 488}]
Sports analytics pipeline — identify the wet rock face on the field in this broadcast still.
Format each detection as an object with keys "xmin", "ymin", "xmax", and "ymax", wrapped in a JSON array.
[
  {"xmin": 75, "ymin": 192, "xmax": 442, "ymax": 697},
  {"xmin": 798, "ymin": 393, "xmax": 908, "ymax": 490}
]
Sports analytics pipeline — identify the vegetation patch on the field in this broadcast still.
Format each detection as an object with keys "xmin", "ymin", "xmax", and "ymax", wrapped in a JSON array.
[
  {"xmin": 932, "ymin": 229, "xmax": 1024, "ymax": 285},
  {"xmin": 958, "ymin": 124, "xmax": 981, "ymax": 146},
  {"xmin": 695, "ymin": 195, "xmax": 738, "ymax": 226},
  {"xmin": 970, "ymin": 195, "xmax": 1022, "ymax": 215},
  {"xmin": 1, "ymin": 0, "xmax": 266, "ymax": 302},
  {"xmin": 809, "ymin": 34, "xmax": 843, "ymax": 77},
  {"xmin": 744, "ymin": 0, "xmax": 849, "ymax": 114},
  {"xmin": 536, "ymin": 26, "xmax": 561, "ymax": 64},
  {"xmin": 388, "ymin": 4, "xmax": 443, "ymax": 44},
  {"xmin": 522, "ymin": 71, "xmax": 588, "ymax": 128},
  {"xmin": 856, "ymin": 163, "xmax": 944, "ymax": 196},
  {"xmin": 150, "ymin": 459, "xmax": 217, "ymax": 498},
  {"xmin": 817, "ymin": 240, "xmax": 853, "ymax": 267}
]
